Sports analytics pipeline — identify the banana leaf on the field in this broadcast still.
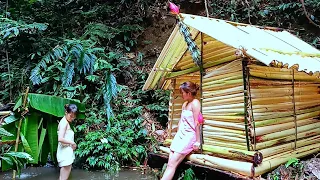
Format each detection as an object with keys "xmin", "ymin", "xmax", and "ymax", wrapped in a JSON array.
[
  {"xmin": 37, "ymin": 127, "xmax": 47, "ymax": 161},
  {"xmin": 47, "ymin": 115, "xmax": 58, "ymax": 164},
  {"xmin": 40, "ymin": 135, "xmax": 50, "ymax": 165},
  {"xmin": 24, "ymin": 113, "xmax": 39, "ymax": 164},
  {"xmin": 20, "ymin": 133, "xmax": 33, "ymax": 162},
  {"xmin": 27, "ymin": 93, "xmax": 85, "ymax": 119}
]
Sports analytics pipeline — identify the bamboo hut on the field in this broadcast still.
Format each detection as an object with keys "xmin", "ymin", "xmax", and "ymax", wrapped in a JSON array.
[{"xmin": 143, "ymin": 13, "xmax": 320, "ymax": 178}]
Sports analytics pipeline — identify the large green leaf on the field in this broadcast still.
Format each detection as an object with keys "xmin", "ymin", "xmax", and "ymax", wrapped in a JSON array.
[
  {"xmin": 27, "ymin": 93, "xmax": 85, "ymax": 119},
  {"xmin": 47, "ymin": 115, "xmax": 58, "ymax": 163},
  {"xmin": 25, "ymin": 113, "xmax": 39, "ymax": 164},
  {"xmin": 37, "ymin": 127, "xmax": 47, "ymax": 160},
  {"xmin": 40, "ymin": 135, "xmax": 50, "ymax": 165},
  {"xmin": 20, "ymin": 133, "xmax": 33, "ymax": 162}
]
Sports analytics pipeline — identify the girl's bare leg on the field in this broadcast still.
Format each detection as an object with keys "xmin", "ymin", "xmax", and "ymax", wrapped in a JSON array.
[
  {"xmin": 161, "ymin": 151, "xmax": 186, "ymax": 180},
  {"xmin": 59, "ymin": 165, "xmax": 72, "ymax": 180}
]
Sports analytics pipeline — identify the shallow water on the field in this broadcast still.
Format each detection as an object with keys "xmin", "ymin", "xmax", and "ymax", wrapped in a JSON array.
[{"xmin": 0, "ymin": 167, "xmax": 157, "ymax": 180}]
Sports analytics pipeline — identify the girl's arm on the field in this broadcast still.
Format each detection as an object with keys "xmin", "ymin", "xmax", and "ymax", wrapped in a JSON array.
[
  {"xmin": 58, "ymin": 120, "xmax": 75, "ymax": 145},
  {"xmin": 192, "ymin": 100, "xmax": 201, "ymax": 143}
]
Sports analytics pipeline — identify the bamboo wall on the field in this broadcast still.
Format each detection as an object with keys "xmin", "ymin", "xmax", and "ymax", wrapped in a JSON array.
[
  {"xmin": 162, "ymin": 59, "xmax": 320, "ymax": 177},
  {"xmin": 247, "ymin": 62, "xmax": 320, "ymax": 175},
  {"xmin": 202, "ymin": 60, "xmax": 248, "ymax": 150}
]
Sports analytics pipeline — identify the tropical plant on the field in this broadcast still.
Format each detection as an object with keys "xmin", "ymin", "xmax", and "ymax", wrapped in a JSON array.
[
  {"xmin": 0, "ymin": 126, "xmax": 33, "ymax": 175},
  {"xmin": 75, "ymin": 86, "xmax": 148, "ymax": 171},
  {"xmin": 1, "ymin": 93, "xmax": 85, "ymax": 171}
]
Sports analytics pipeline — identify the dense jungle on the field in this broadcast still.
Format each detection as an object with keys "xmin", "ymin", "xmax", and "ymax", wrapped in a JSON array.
[{"xmin": 0, "ymin": 0, "xmax": 319, "ymax": 179}]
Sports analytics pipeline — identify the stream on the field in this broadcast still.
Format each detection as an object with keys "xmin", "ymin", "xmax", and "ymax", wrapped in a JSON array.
[{"xmin": 0, "ymin": 167, "xmax": 157, "ymax": 180}]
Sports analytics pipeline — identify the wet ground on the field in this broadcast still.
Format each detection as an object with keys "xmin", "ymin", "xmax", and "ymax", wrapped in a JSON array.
[{"xmin": 0, "ymin": 167, "xmax": 157, "ymax": 180}]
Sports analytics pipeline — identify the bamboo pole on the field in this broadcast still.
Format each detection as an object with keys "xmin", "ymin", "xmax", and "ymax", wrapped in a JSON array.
[
  {"xmin": 199, "ymin": 32, "xmax": 204, "ymax": 153},
  {"xmin": 164, "ymin": 139, "xmax": 263, "ymax": 165},
  {"xmin": 255, "ymin": 111, "xmax": 319, "ymax": 127},
  {"xmin": 160, "ymin": 146, "xmax": 255, "ymax": 177},
  {"xmin": 203, "ymin": 125, "xmax": 247, "ymax": 135},
  {"xmin": 259, "ymin": 135, "xmax": 320, "ymax": 158},
  {"xmin": 203, "ymin": 60, "xmax": 242, "ymax": 79},
  {"xmin": 250, "ymin": 78, "xmax": 319, "ymax": 86},
  {"xmin": 255, "ymin": 122, "xmax": 320, "ymax": 142},
  {"xmin": 250, "ymin": 70, "xmax": 320, "ymax": 82},
  {"xmin": 13, "ymin": 87, "xmax": 29, "ymax": 179},
  {"xmin": 203, "ymin": 86, "xmax": 243, "ymax": 98},
  {"xmin": 203, "ymin": 71, "xmax": 242, "ymax": 83},
  {"xmin": 203, "ymin": 75, "xmax": 243, "ymax": 87},
  {"xmin": 168, "ymin": 80, "xmax": 176, "ymax": 139},
  {"xmin": 203, "ymin": 82, "xmax": 244, "ymax": 91},
  {"xmin": 255, "ymin": 128, "xmax": 320, "ymax": 150},
  {"xmin": 203, "ymin": 140, "xmax": 248, "ymax": 150},
  {"xmin": 254, "ymin": 144, "xmax": 320, "ymax": 176},
  {"xmin": 253, "ymin": 100, "xmax": 320, "ymax": 113},
  {"xmin": 202, "ymin": 115, "xmax": 244, "ymax": 122},
  {"xmin": 251, "ymin": 94, "xmax": 320, "ymax": 105},
  {"xmin": 203, "ymin": 133, "xmax": 247, "ymax": 143},
  {"xmin": 0, "ymin": 111, "xmax": 11, "ymax": 115},
  {"xmin": 204, "ymin": 120, "xmax": 245, "ymax": 130},
  {"xmin": 253, "ymin": 106, "xmax": 320, "ymax": 121},
  {"xmin": 202, "ymin": 96, "xmax": 244, "ymax": 106},
  {"xmin": 202, "ymin": 102, "xmax": 244, "ymax": 110}
]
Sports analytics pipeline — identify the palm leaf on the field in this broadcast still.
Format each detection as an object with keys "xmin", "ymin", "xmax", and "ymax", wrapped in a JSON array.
[{"xmin": 27, "ymin": 93, "xmax": 85, "ymax": 118}]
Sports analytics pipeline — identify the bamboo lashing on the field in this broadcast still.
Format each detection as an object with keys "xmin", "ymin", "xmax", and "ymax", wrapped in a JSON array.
[{"xmin": 291, "ymin": 69, "xmax": 298, "ymax": 149}]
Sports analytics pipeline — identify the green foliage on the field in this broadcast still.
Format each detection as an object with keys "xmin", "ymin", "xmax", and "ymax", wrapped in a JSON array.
[
  {"xmin": 209, "ymin": 0, "xmax": 320, "ymax": 45},
  {"xmin": 0, "ymin": 126, "xmax": 33, "ymax": 176},
  {"xmin": 75, "ymin": 93, "xmax": 148, "ymax": 170},
  {"xmin": 285, "ymin": 158, "xmax": 300, "ymax": 168},
  {"xmin": 1, "ymin": 93, "xmax": 85, "ymax": 169},
  {"xmin": 0, "ymin": 17, "xmax": 47, "ymax": 44},
  {"xmin": 178, "ymin": 168, "xmax": 196, "ymax": 180},
  {"xmin": 0, "ymin": 151, "xmax": 33, "ymax": 175}
]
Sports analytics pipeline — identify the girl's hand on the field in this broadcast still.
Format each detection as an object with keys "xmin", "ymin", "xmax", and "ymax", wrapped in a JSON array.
[
  {"xmin": 193, "ymin": 142, "xmax": 200, "ymax": 151},
  {"xmin": 71, "ymin": 142, "xmax": 77, "ymax": 150}
]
